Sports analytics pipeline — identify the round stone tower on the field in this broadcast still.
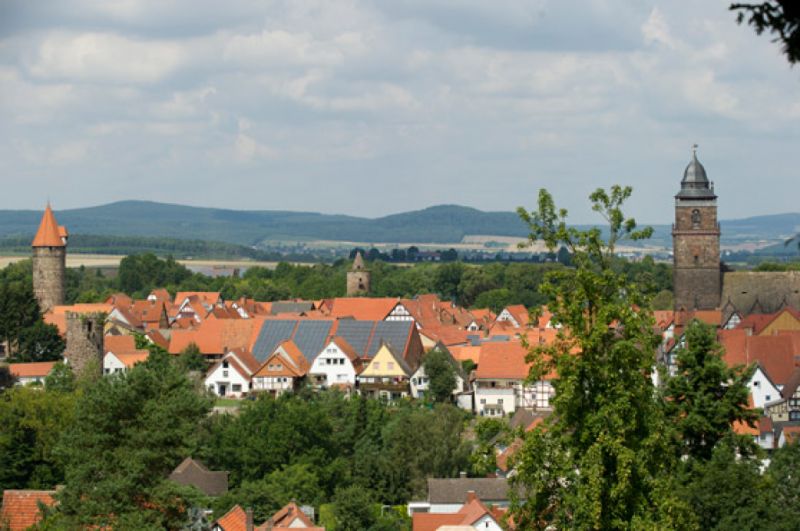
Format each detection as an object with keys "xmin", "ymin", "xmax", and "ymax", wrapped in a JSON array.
[
  {"xmin": 64, "ymin": 312, "xmax": 105, "ymax": 377},
  {"xmin": 31, "ymin": 204, "xmax": 67, "ymax": 313},
  {"xmin": 672, "ymin": 146, "xmax": 721, "ymax": 311},
  {"xmin": 347, "ymin": 251, "xmax": 370, "ymax": 296}
]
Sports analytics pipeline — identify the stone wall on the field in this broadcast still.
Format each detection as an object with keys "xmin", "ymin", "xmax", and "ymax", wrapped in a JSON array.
[
  {"xmin": 64, "ymin": 312, "xmax": 105, "ymax": 377},
  {"xmin": 347, "ymin": 271, "xmax": 370, "ymax": 296},
  {"xmin": 32, "ymin": 247, "xmax": 65, "ymax": 313}
]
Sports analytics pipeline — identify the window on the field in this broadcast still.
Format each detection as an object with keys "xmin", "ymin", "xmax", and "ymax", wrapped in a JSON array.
[
  {"xmin": 480, "ymin": 399, "xmax": 486, "ymax": 404},
  {"xmin": 104, "ymin": 368, "xmax": 110, "ymax": 374},
  {"xmin": 765, "ymin": 395, "xmax": 771, "ymax": 402},
  {"xmin": 387, "ymin": 362, "xmax": 395, "ymax": 370},
  {"xmin": 222, "ymin": 370, "xmax": 228, "ymax": 377},
  {"xmin": 753, "ymin": 381, "xmax": 760, "ymax": 388},
  {"xmin": 373, "ymin": 362, "xmax": 380, "ymax": 370},
  {"xmin": 790, "ymin": 411, "xmax": 800, "ymax": 421},
  {"xmin": 691, "ymin": 209, "xmax": 701, "ymax": 228},
  {"xmin": 223, "ymin": 361, "xmax": 229, "ymax": 369},
  {"xmin": 232, "ymin": 384, "xmax": 242, "ymax": 392},
  {"xmin": 498, "ymin": 399, "xmax": 503, "ymax": 404}
]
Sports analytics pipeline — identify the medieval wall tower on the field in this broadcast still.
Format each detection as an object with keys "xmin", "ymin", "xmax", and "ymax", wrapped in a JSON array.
[
  {"xmin": 31, "ymin": 204, "xmax": 67, "ymax": 313},
  {"xmin": 64, "ymin": 312, "xmax": 105, "ymax": 377},
  {"xmin": 672, "ymin": 147, "xmax": 721, "ymax": 311},
  {"xmin": 346, "ymin": 251, "xmax": 371, "ymax": 296}
]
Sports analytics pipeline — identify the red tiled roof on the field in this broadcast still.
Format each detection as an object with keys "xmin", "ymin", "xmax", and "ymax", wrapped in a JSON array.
[
  {"xmin": 1, "ymin": 490, "xmax": 56, "ymax": 530},
  {"xmin": 104, "ymin": 335, "xmax": 136, "ymax": 354},
  {"xmin": 783, "ymin": 425, "xmax": 800, "ymax": 444},
  {"xmin": 168, "ymin": 318, "xmax": 262, "ymax": 355},
  {"xmin": 327, "ymin": 297, "xmax": 399, "ymax": 321},
  {"xmin": 108, "ymin": 352, "xmax": 149, "ymax": 368},
  {"xmin": 412, "ymin": 492, "xmax": 496, "ymax": 531},
  {"xmin": 214, "ymin": 504, "xmax": 247, "ymax": 531},
  {"xmin": 31, "ymin": 205, "xmax": 65, "ymax": 247},
  {"xmin": 474, "ymin": 342, "xmax": 535, "ymax": 380},
  {"xmin": 43, "ymin": 303, "xmax": 113, "ymax": 335},
  {"xmin": 720, "ymin": 330, "xmax": 798, "ymax": 385},
  {"xmin": 9, "ymin": 362, "xmax": 56, "ymax": 379}
]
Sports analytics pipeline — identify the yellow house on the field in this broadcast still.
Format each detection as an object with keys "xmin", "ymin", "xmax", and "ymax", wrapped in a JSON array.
[
  {"xmin": 758, "ymin": 309, "xmax": 800, "ymax": 336},
  {"xmin": 357, "ymin": 342, "xmax": 412, "ymax": 400}
]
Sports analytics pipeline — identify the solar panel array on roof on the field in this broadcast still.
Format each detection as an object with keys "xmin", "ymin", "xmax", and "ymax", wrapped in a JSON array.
[
  {"xmin": 367, "ymin": 321, "xmax": 412, "ymax": 358},
  {"xmin": 270, "ymin": 302, "xmax": 314, "ymax": 315},
  {"xmin": 468, "ymin": 334, "xmax": 481, "ymax": 346},
  {"xmin": 485, "ymin": 335, "xmax": 509, "ymax": 342},
  {"xmin": 334, "ymin": 321, "xmax": 376, "ymax": 357},
  {"xmin": 252, "ymin": 320, "xmax": 298, "ymax": 362},
  {"xmin": 293, "ymin": 320, "xmax": 333, "ymax": 362}
]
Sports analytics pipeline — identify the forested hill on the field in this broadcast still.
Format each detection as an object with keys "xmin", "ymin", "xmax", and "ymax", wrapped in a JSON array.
[
  {"xmin": 0, "ymin": 200, "xmax": 797, "ymax": 246},
  {"xmin": 0, "ymin": 201, "xmax": 529, "ymax": 245}
]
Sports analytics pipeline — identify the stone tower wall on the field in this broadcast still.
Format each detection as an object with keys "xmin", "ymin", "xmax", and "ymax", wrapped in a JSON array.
[
  {"xmin": 64, "ymin": 312, "xmax": 105, "ymax": 377},
  {"xmin": 673, "ymin": 203, "xmax": 721, "ymax": 310},
  {"xmin": 32, "ymin": 246, "xmax": 65, "ymax": 313},
  {"xmin": 347, "ymin": 271, "xmax": 370, "ymax": 296}
]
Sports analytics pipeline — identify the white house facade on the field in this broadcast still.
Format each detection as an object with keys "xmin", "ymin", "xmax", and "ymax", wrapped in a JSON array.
[{"xmin": 309, "ymin": 340, "xmax": 358, "ymax": 388}]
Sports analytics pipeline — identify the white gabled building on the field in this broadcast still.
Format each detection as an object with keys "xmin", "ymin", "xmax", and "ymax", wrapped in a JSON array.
[
  {"xmin": 205, "ymin": 348, "xmax": 260, "ymax": 398},
  {"xmin": 251, "ymin": 340, "xmax": 310, "ymax": 396},
  {"xmin": 103, "ymin": 351, "xmax": 148, "ymax": 375},
  {"xmin": 309, "ymin": 337, "xmax": 361, "ymax": 389}
]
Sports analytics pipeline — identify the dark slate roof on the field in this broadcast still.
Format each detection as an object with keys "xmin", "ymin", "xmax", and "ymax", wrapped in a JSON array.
[
  {"xmin": 427, "ymin": 478, "xmax": 510, "ymax": 504},
  {"xmin": 721, "ymin": 272, "xmax": 800, "ymax": 315},
  {"xmin": 169, "ymin": 457, "xmax": 229, "ymax": 497},
  {"xmin": 270, "ymin": 301, "xmax": 315, "ymax": 315},
  {"xmin": 251, "ymin": 319, "xmax": 416, "ymax": 363},
  {"xmin": 676, "ymin": 151, "xmax": 716, "ymax": 200}
]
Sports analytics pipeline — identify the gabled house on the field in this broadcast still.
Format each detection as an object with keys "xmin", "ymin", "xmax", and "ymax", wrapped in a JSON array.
[
  {"xmin": 255, "ymin": 502, "xmax": 323, "ymax": 530},
  {"xmin": 169, "ymin": 457, "xmax": 229, "ymax": 497},
  {"xmin": 412, "ymin": 491, "xmax": 504, "ymax": 531},
  {"xmin": 473, "ymin": 342, "xmax": 555, "ymax": 417},
  {"xmin": 408, "ymin": 477, "xmax": 512, "ymax": 515},
  {"xmin": 1, "ymin": 489, "xmax": 57, "ymax": 531},
  {"xmin": 764, "ymin": 367, "xmax": 800, "ymax": 423},
  {"xmin": 495, "ymin": 305, "xmax": 529, "ymax": 329},
  {"xmin": 8, "ymin": 362, "xmax": 56, "ymax": 386},
  {"xmin": 308, "ymin": 336, "xmax": 362, "ymax": 389},
  {"xmin": 252, "ymin": 340, "xmax": 310, "ymax": 396},
  {"xmin": 103, "ymin": 334, "xmax": 149, "ymax": 375},
  {"xmin": 205, "ymin": 349, "xmax": 261, "ymax": 398},
  {"xmin": 357, "ymin": 342, "xmax": 413, "ymax": 400}
]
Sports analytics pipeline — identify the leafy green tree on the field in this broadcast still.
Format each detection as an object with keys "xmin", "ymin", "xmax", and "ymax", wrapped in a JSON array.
[
  {"xmin": 213, "ymin": 464, "xmax": 324, "ymax": 523},
  {"xmin": 676, "ymin": 438, "xmax": 770, "ymax": 530},
  {"xmin": 473, "ymin": 288, "xmax": 512, "ymax": 313},
  {"xmin": 511, "ymin": 187, "xmax": 679, "ymax": 529},
  {"xmin": 44, "ymin": 362, "xmax": 76, "ymax": 393},
  {"xmin": 48, "ymin": 350, "xmax": 213, "ymax": 528},
  {"xmin": 332, "ymin": 485, "xmax": 378, "ymax": 531},
  {"xmin": 422, "ymin": 348, "xmax": 457, "ymax": 403},
  {"xmin": 433, "ymin": 262, "xmax": 465, "ymax": 300},
  {"xmin": 457, "ymin": 268, "xmax": 498, "ymax": 307},
  {"xmin": 661, "ymin": 320, "xmax": 757, "ymax": 461},
  {"xmin": 651, "ymin": 289, "xmax": 674, "ymax": 310},
  {"xmin": 731, "ymin": 1, "xmax": 800, "ymax": 64},
  {"xmin": 470, "ymin": 417, "xmax": 510, "ymax": 477},
  {"xmin": 14, "ymin": 320, "xmax": 65, "ymax": 363},
  {"xmin": 176, "ymin": 342, "xmax": 207, "ymax": 373},
  {"xmin": 763, "ymin": 440, "xmax": 800, "ymax": 527},
  {"xmin": 0, "ymin": 386, "xmax": 76, "ymax": 490}
]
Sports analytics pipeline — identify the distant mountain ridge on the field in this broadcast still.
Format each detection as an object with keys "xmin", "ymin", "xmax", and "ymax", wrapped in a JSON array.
[{"xmin": 0, "ymin": 200, "xmax": 797, "ymax": 247}]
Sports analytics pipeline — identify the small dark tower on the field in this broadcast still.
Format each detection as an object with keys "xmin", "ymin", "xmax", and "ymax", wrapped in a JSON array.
[
  {"xmin": 64, "ymin": 312, "xmax": 105, "ymax": 377},
  {"xmin": 672, "ymin": 146, "xmax": 721, "ymax": 311},
  {"xmin": 31, "ymin": 204, "xmax": 68, "ymax": 313},
  {"xmin": 346, "ymin": 251, "xmax": 370, "ymax": 296}
]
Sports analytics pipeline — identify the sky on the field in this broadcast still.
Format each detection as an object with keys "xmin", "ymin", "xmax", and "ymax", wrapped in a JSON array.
[{"xmin": 0, "ymin": 0, "xmax": 798, "ymax": 224}]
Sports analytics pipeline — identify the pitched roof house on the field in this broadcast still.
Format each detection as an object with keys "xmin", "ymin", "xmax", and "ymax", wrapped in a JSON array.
[
  {"xmin": 357, "ymin": 342, "xmax": 413, "ymax": 400},
  {"xmin": 412, "ymin": 491, "xmax": 503, "ymax": 531},
  {"xmin": 1, "ymin": 489, "xmax": 57, "ymax": 531},
  {"xmin": 8, "ymin": 362, "xmax": 57, "ymax": 386},
  {"xmin": 252, "ymin": 340, "xmax": 311, "ymax": 396},
  {"xmin": 169, "ymin": 457, "xmax": 229, "ymax": 497}
]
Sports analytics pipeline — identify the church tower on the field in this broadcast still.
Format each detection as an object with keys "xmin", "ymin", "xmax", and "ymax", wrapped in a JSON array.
[
  {"xmin": 346, "ymin": 251, "xmax": 370, "ymax": 296},
  {"xmin": 672, "ymin": 147, "xmax": 721, "ymax": 311},
  {"xmin": 31, "ymin": 204, "xmax": 68, "ymax": 313}
]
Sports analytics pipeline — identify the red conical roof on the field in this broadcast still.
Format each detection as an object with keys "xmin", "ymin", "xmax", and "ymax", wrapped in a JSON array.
[{"xmin": 31, "ymin": 204, "xmax": 66, "ymax": 247}]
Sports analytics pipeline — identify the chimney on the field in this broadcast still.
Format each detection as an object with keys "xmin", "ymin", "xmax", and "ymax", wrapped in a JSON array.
[
  {"xmin": 245, "ymin": 507, "xmax": 254, "ymax": 531},
  {"xmin": 465, "ymin": 490, "xmax": 477, "ymax": 503}
]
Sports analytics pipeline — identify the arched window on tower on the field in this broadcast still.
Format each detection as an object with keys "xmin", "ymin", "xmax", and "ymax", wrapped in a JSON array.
[{"xmin": 691, "ymin": 209, "xmax": 701, "ymax": 228}]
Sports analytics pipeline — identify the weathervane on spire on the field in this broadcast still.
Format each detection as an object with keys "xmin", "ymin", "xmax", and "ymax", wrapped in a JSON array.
[{"xmin": 692, "ymin": 143, "xmax": 698, "ymax": 156}]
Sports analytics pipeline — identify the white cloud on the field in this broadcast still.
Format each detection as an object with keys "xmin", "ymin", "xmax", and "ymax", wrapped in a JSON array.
[{"xmin": 26, "ymin": 32, "xmax": 184, "ymax": 84}]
